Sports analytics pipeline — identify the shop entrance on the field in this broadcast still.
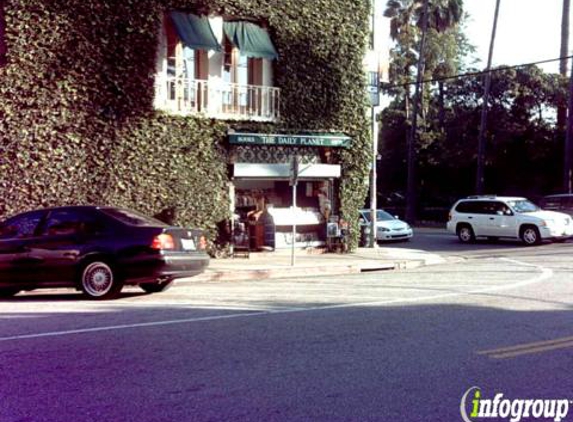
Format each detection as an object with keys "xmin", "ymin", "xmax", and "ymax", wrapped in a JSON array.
[{"xmin": 232, "ymin": 178, "xmax": 335, "ymax": 251}]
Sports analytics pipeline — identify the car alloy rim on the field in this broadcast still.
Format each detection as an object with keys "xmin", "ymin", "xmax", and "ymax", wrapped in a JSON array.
[
  {"xmin": 523, "ymin": 229, "xmax": 537, "ymax": 244},
  {"xmin": 82, "ymin": 262, "xmax": 113, "ymax": 297}
]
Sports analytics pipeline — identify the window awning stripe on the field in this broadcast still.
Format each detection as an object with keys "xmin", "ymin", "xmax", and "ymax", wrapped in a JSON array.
[
  {"xmin": 169, "ymin": 12, "xmax": 222, "ymax": 52},
  {"xmin": 223, "ymin": 21, "xmax": 278, "ymax": 60}
]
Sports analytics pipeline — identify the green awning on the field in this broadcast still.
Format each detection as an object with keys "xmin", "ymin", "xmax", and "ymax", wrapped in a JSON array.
[
  {"xmin": 223, "ymin": 21, "xmax": 278, "ymax": 60},
  {"xmin": 169, "ymin": 12, "xmax": 222, "ymax": 52}
]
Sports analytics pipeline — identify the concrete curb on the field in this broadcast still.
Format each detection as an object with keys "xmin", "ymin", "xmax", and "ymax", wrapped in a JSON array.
[
  {"xmin": 176, "ymin": 262, "xmax": 397, "ymax": 284},
  {"xmin": 175, "ymin": 247, "xmax": 456, "ymax": 285}
]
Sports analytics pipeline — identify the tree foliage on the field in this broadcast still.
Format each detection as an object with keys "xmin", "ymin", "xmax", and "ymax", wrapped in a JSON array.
[
  {"xmin": 379, "ymin": 65, "xmax": 568, "ymax": 212},
  {"xmin": 379, "ymin": 0, "xmax": 569, "ymax": 220}
]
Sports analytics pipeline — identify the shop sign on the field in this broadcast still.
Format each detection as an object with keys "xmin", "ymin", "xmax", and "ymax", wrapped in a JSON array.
[{"xmin": 229, "ymin": 132, "xmax": 351, "ymax": 148}]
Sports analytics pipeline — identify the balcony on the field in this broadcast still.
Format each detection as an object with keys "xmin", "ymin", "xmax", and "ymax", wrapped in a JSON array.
[{"xmin": 154, "ymin": 76, "xmax": 280, "ymax": 122}]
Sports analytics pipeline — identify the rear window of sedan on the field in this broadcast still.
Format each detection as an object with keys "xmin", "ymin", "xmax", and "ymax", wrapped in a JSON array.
[{"xmin": 100, "ymin": 208, "xmax": 167, "ymax": 227}]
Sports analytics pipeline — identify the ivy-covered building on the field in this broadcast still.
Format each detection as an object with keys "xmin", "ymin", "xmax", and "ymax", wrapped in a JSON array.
[{"xmin": 0, "ymin": 0, "xmax": 379, "ymax": 251}]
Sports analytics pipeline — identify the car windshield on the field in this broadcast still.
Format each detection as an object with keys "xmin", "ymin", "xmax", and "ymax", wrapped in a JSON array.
[
  {"xmin": 506, "ymin": 200, "xmax": 541, "ymax": 213},
  {"xmin": 362, "ymin": 210, "xmax": 395, "ymax": 222},
  {"xmin": 101, "ymin": 208, "xmax": 167, "ymax": 226}
]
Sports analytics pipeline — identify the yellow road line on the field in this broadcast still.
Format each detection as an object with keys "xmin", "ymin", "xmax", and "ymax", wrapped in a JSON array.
[
  {"xmin": 489, "ymin": 340, "xmax": 573, "ymax": 359},
  {"xmin": 478, "ymin": 336, "xmax": 573, "ymax": 359}
]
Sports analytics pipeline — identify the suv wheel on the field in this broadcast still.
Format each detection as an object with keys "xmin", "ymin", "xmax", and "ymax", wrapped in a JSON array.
[
  {"xmin": 520, "ymin": 226, "xmax": 541, "ymax": 246},
  {"xmin": 457, "ymin": 224, "xmax": 475, "ymax": 243}
]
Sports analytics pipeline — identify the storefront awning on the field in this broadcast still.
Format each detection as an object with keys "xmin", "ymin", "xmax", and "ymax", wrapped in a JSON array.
[
  {"xmin": 229, "ymin": 132, "xmax": 351, "ymax": 148},
  {"xmin": 223, "ymin": 21, "xmax": 278, "ymax": 60},
  {"xmin": 234, "ymin": 163, "xmax": 341, "ymax": 179},
  {"xmin": 169, "ymin": 12, "xmax": 222, "ymax": 52}
]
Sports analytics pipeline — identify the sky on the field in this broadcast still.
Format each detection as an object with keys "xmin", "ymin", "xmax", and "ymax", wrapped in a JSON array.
[{"xmin": 464, "ymin": 0, "xmax": 570, "ymax": 74}]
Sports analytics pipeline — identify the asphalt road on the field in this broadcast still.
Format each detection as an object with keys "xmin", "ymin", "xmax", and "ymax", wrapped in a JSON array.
[{"xmin": 1, "ymin": 231, "xmax": 573, "ymax": 422}]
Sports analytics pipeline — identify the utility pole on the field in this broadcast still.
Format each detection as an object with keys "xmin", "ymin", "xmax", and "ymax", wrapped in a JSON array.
[
  {"xmin": 476, "ymin": 0, "xmax": 501, "ymax": 194},
  {"xmin": 370, "ymin": 105, "xmax": 379, "ymax": 247},
  {"xmin": 565, "ymin": 59, "xmax": 573, "ymax": 193},
  {"xmin": 405, "ymin": 0, "xmax": 429, "ymax": 224},
  {"xmin": 558, "ymin": 0, "xmax": 570, "ymax": 130}
]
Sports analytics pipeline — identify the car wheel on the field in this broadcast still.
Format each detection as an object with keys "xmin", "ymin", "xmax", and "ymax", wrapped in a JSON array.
[
  {"xmin": 0, "ymin": 288, "xmax": 20, "ymax": 297},
  {"xmin": 140, "ymin": 280, "xmax": 174, "ymax": 294},
  {"xmin": 457, "ymin": 224, "xmax": 475, "ymax": 243},
  {"xmin": 521, "ymin": 226, "xmax": 541, "ymax": 246},
  {"xmin": 80, "ymin": 260, "xmax": 123, "ymax": 300}
]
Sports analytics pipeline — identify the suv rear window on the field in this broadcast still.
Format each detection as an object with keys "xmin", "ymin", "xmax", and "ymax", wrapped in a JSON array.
[
  {"xmin": 455, "ymin": 200, "xmax": 509, "ymax": 215},
  {"xmin": 455, "ymin": 201, "xmax": 482, "ymax": 214}
]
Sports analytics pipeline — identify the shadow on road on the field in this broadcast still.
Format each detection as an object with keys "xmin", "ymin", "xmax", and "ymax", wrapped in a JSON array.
[{"xmin": 0, "ymin": 299, "xmax": 572, "ymax": 422}]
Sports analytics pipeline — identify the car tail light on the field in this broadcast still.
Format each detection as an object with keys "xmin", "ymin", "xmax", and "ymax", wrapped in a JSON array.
[
  {"xmin": 151, "ymin": 234, "xmax": 175, "ymax": 250},
  {"xmin": 198, "ymin": 235, "xmax": 207, "ymax": 250},
  {"xmin": 448, "ymin": 212, "xmax": 452, "ymax": 221}
]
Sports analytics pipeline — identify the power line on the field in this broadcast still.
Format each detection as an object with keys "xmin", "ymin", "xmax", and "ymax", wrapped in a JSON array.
[{"xmin": 381, "ymin": 54, "xmax": 573, "ymax": 90}]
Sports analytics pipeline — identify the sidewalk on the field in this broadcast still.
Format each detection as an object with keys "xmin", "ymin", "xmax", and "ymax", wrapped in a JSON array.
[{"xmin": 177, "ymin": 241, "xmax": 447, "ymax": 284}]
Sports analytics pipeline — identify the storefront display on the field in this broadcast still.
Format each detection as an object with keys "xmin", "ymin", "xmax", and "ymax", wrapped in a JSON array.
[
  {"xmin": 228, "ymin": 132, "xmax": 349, "ymax": 253},
  {"xmin": 232, "ymin": 180, "xmax": 333, "ymax": 250}
]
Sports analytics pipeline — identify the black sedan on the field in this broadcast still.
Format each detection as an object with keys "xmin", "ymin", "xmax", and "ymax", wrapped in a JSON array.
[{"xmin": 0, "ymin": 206, "xmax": 209, "ymax": 299}]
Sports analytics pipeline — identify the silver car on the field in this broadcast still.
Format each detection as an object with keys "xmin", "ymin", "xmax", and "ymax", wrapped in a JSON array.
[{"xmin": 359, "ymin": 209, "xmax": 413, "ymax": 242}]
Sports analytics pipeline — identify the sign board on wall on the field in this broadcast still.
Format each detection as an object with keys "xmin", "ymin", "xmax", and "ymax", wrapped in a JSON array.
[{"xmin": 229, "ymin": 132, "xmax": 351, "ymax": 148}]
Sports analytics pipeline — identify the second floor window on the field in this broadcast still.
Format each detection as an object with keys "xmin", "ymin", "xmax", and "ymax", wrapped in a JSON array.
[{"xmin": 155, "ymin": 12, "xmax": 280, "ymax": 121}]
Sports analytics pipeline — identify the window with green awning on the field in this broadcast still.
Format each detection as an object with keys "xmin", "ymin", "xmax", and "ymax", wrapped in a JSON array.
[
  {"xmin": 223, "ymin": 21, "xmax": 278, "ymax": 60},
  {"xmin": 169, "ymin": 12, "xmax": 222, "ymax": 52}
]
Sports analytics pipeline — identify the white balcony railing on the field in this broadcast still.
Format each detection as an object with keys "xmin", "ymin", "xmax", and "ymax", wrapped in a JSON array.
[{"xmin": 154, "ymin": 76, "xmax": 280, "ymax": 122}]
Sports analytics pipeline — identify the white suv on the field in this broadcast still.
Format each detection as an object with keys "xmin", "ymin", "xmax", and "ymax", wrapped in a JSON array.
[{"xmin": 447, "ymin": 196, "xmax": 573, "ymax": 245}]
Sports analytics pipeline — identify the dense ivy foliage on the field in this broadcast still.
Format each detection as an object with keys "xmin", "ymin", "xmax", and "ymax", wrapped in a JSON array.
[{"xmin": 0, "ymin": 0, "xmax": 371, "ymax": 248}]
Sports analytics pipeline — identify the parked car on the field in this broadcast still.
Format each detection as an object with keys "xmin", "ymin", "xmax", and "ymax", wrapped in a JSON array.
[
  {"xmin": 446, "ymin": 196, "xmax": 573, "ymax": 245},
  {"xmin": 0, "ymin": 206, "xmax": 209, "ymax": 299},
  {"xmin": 539, "ymin": 194, "xmax": 573, "ymax": 218},
  {"xmin": 359, "ymin": 209, "xmax": 413, "ymax": 243}
]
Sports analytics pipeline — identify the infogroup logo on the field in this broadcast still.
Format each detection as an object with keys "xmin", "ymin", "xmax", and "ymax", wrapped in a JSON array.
[{"xmin": 460, "ymin": 387, "xmax": 571, "ymax": 422}]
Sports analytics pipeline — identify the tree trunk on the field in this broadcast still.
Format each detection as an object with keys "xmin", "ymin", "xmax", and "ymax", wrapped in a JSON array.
[{"xmin": 438, "ymin": 81, "xmax": 445, "ymax": 128}]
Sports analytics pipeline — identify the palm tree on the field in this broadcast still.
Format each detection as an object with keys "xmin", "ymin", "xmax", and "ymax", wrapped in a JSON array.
[
  {"xmin": 384, "ymin": 0, "xmax": 462, "ymax": 35},
  {"xmin": 384, "ymin": 0, "xmax": 464, "ymax": 221}
]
